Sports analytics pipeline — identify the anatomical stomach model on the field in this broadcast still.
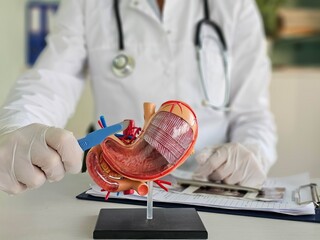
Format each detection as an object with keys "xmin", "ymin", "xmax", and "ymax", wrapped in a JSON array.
[{"xmin": 86, "ymin": 100, "xmax": 198, "ymax": 196}]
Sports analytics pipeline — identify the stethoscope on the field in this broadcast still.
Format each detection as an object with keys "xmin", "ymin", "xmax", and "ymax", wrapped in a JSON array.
[{"xmin": 112, "ymin": 0, "xmax": 230, "ymax": 111}]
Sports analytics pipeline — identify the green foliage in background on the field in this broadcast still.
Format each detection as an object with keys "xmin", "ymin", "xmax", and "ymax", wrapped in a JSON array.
[
  {"xmin": 256, "ymin": 0, "xmax": 286, "ymax": 38},
  {"xmin": 284, "ymin": 0, "xmax": 320, "ymax": 8}
]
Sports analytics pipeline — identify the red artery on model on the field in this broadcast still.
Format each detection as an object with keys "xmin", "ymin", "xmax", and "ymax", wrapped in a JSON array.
[{"xmin": 86, "ymin": 100, "xmax": 198, "ymax": 196}]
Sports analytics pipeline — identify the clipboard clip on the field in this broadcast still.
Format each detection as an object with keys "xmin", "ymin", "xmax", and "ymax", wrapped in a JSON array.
[{"xmin": 296, "ymin": 183, "xmax": 320, "ymax": 208}]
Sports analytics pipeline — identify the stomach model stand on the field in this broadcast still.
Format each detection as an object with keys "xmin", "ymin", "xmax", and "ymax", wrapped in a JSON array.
[{"xmin": 86, "ymin": 100, "xmax": 198, "ymax": 197}]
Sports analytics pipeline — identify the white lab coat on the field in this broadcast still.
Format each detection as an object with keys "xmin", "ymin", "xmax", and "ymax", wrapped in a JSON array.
[{"xmin": 0, "ymin": 0, "xmax": 277, "ymax": 172}]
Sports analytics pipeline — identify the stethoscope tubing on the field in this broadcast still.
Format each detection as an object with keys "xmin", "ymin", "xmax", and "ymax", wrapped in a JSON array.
[
  {"xmin": 112, "ymin": 0, "xmax": 231, "ymax": 111},
  {"xmin": 114, "ymin": 0, "xmax": 124, "ymax": 50}
]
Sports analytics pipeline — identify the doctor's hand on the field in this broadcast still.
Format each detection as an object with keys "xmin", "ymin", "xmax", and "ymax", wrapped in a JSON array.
[
  {"xmin": 0, "ymin": 123, "xmax": 83, "ymax": 195},
  {"xmin": 193, "ymin": 143, "xmax": 267, "ymax": 188}
]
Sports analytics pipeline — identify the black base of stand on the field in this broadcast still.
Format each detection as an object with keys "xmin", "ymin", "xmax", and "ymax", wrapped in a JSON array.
[{"xmin": 93, "ymin": 208, "xmax": 208, "ymax": 239}]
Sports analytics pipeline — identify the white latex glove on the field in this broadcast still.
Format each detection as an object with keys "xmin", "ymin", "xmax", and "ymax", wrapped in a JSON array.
[
  {"xmin": 0, "ymin": 123, "xmax": 83, "ymax": 194},
  {"xmin": 193, "ymin": 143, "xmax": 267, "ymax": 188}
]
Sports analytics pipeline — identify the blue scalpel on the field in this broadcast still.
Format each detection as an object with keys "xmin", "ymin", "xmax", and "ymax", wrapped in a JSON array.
[{"xmin": 78, "ymin": 120, "xmax": 129, "ymax": 151}]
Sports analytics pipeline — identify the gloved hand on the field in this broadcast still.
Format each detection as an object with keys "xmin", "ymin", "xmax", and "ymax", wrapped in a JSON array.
[
  {"xmin": 0, "ymin": 123, "xmax": 83, "ymax": 194},
  {"xmin": 193, "ymin": 143, "xmax": 267, "ymax": 188}
]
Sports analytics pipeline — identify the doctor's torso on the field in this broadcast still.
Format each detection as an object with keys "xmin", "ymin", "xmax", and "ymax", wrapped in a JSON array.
[{"xmin": 82, "ymin": 0, "xmax": 241, "ymax": 152}]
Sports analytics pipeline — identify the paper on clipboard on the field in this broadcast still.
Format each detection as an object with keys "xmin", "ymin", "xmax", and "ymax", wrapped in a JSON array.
[
  {"xmin": 169, "ymin": 169, "xmax": 286, "ymax": 202},
  {"xmin": 86, "ymin": 172, "xmax": 316, "ymax": 216}
]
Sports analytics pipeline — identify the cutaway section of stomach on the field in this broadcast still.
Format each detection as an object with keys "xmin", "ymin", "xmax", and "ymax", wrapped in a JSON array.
[
  {"xmin": 86, "ymin": 145, "xmax": 148, "ymax": 195},
  {"xmin": 86, "ymin": 100, "xmax": 198, "ymax": 193},
  {"xmin": 101, "ymin": 111, "xmax": 194, "ymax": 180},
  {"xmin": 102, "ymin": 138, "xmax": 169, "ymax": 179}
]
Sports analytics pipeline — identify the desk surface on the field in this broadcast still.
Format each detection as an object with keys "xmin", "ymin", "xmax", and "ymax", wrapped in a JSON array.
[{"xmin": 0, "ymin": 174, "xmax": 319, "ymax": 240}]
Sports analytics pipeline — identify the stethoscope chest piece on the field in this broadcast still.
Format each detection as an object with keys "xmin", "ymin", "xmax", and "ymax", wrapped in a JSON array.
[{"xmin": 112, "ymin": 53, "xmax": 135, "ymax": 78}]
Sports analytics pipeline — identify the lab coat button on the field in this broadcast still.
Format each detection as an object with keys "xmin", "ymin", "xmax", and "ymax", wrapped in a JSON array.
[
  {"xmin": 166, "ymin": 30, "xmax": 171, "ymax": 35},
  {"xmin": 133, "ymin": 1, "xmax": 139, "ymax": 6}
]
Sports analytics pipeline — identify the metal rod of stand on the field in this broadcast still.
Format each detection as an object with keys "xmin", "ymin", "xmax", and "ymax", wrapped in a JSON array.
[{"xmin": 147, "ymin": 181, "xmax": 153, "ymax": 220}]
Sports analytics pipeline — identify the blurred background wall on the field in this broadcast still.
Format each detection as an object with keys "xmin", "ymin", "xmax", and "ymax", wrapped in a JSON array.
[
  {"xmin": 257, "ymin": 0, "xmax": 320, "ymax": 177},
  {"xmin": 0, "ymin": 0, "xmax": 319, "ymax": 178},
  {"xmin": 0, "ymin": 0, "xmax": 94, "ymax": 139}
]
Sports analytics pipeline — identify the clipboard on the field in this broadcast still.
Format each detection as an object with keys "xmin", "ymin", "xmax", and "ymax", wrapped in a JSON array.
[{"xmin": 76, "ymin": 182, "xmax": 320, "ymax": 224}]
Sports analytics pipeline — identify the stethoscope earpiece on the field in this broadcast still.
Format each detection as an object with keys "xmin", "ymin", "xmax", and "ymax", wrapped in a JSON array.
[{"xmin": 112, "ymin": 54, "xmax": 135, "ymax": 78}]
